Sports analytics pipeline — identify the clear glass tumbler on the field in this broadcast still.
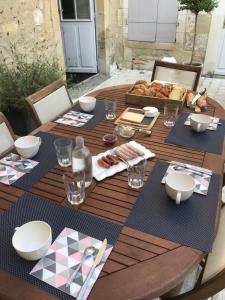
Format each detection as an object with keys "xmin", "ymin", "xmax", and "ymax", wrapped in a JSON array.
[
  {"xmin": 104, "ymin": 100, "xmax": 117, "ymax": 120},
  {"xmin": 54, "ymin": 138, "xmax": 73, "ymax": 167},
  {"xmin": 163, "ymin": 104, "xmax": 179, "ymax": 127},
  {"xmin": 63, "ymin": 171, "xmax": 85, "ymax": 205},
  {"xmin": 128, "ymin": 159, "xmax": 146, "ymax": 189}
]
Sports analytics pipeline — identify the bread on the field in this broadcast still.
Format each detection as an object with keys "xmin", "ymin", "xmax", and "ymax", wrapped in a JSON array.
[
  {"xmin": 130, "ymin": 81, "xmax": 186, "ymax": 100},
  {"xmin": 169, "ymin": 86, "xmax": 184, "ymax": 101},
  {"xmin": 197, "ymin": 96, "xmax": 207, "ymax": 109},
  {"xmin": 135, "ymin": 80, "xmax": 148, "ymax": 85},
  {"xmin": 195, "ymin": 106, "xmax": 201, "ymax": 113},
  {"xmin": 186, "ymin": 92, "xmax": 194, "ymax": 107}
]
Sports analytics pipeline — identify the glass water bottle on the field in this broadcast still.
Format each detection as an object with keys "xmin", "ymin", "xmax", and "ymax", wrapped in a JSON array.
[{"xmin": 72, "ymin": 136, "xmax": 92, "ymax": 188}]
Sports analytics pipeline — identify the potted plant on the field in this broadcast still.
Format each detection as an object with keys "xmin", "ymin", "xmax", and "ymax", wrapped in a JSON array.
[
  {"xmin": 0, "ymin": 45, "xmax": 63, "ymax": 135},
  {"xmin": 178, "ymin": 0, "xmax": 218, "ymax": 65}
]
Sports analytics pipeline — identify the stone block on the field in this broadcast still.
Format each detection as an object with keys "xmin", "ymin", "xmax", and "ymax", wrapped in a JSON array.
[
  {"xmin": 1, "ymin": 22, "xmax": 18, "ymax": 33},
  {"xmin": 177, "ymin": 14, "xmax": 186, "ymax": 33},
  {"xmin": 195, "ymin": 34, "xmax": 208, "ymax": 51},
  {"xmin": 185, "ymin": 14, "xmax": 195, "ymax": 33},
  {"xmin": 197, "ymin": 14, "xmax": 211, "ymax": 33},
  {"xmin": 184, "ymin": 32, "xmax": 194, "ymax": 51}
]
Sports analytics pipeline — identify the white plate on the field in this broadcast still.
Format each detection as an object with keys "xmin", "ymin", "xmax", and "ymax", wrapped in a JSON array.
[{"xmin": 92, "ymin": 141, "xmax": 155, "ymax": 181}]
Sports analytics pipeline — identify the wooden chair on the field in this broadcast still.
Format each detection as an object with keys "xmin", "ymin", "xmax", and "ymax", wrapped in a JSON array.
[
  {"xmin": 163, "ymin": 204, "xmax": 225, "ymax": 300},
  {"xmin": 151, "ymin": 61, "xmax": 202, "ymax": 91},
  {"xmin": 0, "ymin": 112, "xmax": 15, "ymax": 155},
  {"xmin": 26, "ymin": 80, "xmax": 73, "ymax": 127}
]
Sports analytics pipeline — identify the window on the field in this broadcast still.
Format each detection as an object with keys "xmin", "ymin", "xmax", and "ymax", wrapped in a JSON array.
[
  {"xmin": 60, "ymin": 0, "xmax": 91, "ymax": 20},
  {"xmin": 128, "ymin": 0, "xmax": 178, "ymax": 43}
]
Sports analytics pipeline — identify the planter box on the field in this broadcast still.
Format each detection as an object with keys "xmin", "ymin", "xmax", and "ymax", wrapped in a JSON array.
[{"xmin": 125, "ymin": 84, "xmax": 186, "ymax": 111}]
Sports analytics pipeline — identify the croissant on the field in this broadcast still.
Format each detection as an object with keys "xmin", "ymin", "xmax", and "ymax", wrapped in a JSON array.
[
  {"xmin": 155, "ymin": 92, "xmax": 165, "ymax": 98},
  {"xmin": 135, "ymin": 80, "xmax": 148, "ymax": 85},
  {"xmin": 197, "ymin": 96, "xmax": 207, "ymax": 109}
]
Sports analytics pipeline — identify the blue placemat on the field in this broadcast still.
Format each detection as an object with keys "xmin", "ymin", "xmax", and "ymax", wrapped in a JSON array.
[
  {"xmin": 165, "ymin": 112, "xmax": 225, "ymax": 154},
  {"xmin": 73, "ymin": 100, "xmax": 105, "ymax": 129},
  {"xmin": 126, "ymin": 161, "xmax": 221, "ymax": 253},
  {"xmin": 0, "ymin": 193, "xmax": 122, "ymax": 300},
  {"xmin": 12, "ymin": 132, "xmax": 65, "ymax": 190}
]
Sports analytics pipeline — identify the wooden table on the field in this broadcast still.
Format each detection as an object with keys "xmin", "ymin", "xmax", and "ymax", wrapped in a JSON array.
[{"xmin": 0, "ymin": 85, "xmax": 225, "ymax": 300}]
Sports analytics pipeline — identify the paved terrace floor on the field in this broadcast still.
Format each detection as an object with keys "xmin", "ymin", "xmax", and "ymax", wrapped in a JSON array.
[{"xmin": 69, "ymin": 69, "xmax": 225, "ymax": 109}]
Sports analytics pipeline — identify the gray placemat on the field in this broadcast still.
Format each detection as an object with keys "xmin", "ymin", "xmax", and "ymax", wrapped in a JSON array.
[
  {"xmin": 72, "ymin": 100, "xmax": 105, "ymax": 129},
  {"xmin": 12, "ymin": 132, "xmax": 66, "ymax": 190},
  {"xmin": 126, "ymin": 161, "xmax": 221, "ymax": 253},
  {"xmin": 0, "ymin": 193, "xmax": 122, "ymax": 300},
  {"xmin": 165, "ymin": 112, "xmax": 225, "ymax": 154}
]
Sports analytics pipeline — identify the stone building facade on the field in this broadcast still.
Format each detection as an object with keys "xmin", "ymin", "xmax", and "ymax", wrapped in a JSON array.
[
  {"xmin": 0, "ymin": 0, "xmax": 65, "ymax": 70},
  {"xmin": 96, "ymin": 0, "xmax": 213, "ymax": 73},
  {"xmin": 0, "ymin": 0, "xmax": 224, "ymax": 75}
]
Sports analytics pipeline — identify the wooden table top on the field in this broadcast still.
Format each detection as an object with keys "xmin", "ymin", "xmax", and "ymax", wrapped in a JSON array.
[{"xmin": 0, "ymin": 84, "xmax": 225, "ymax": 300}]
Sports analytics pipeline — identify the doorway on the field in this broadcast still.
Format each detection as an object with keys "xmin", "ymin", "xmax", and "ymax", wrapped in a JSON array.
[
  {"xmin": 58, "ymin": 0, "xmax": 98, "ymax": 73},
  {"xmin": 215, "ymin": 27, "xmax": 225, "ymax": 75}
]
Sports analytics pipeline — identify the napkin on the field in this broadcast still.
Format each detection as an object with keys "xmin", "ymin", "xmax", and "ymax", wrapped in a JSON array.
[
  {"xmin": 92, "ymin": 141, "xmax": 155, "ymax": 181},
  {"xmin": 0, "ymin": 153, "xmax": 38, "ymax": 185},
  {"xmin": 161, "ymin": 161, "xmax": 212, "ymax": 195},
  {"xmin": 30, "ymin": 227, "xmax": 113, "ymax": 299},
  {"xmin": 55, "ymin": 111, "xmax": 94, "ymax": 128},
  {"xmin": 184, "ymin": 114, "xmax": 220, "ymax": 131}
]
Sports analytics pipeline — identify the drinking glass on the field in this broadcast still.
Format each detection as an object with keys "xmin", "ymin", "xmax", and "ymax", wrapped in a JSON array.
[
  {"xmin": 104, "ymin": 100, "xmax": 117, "ymax": 120},
  {"xmin": 128, "ymin": 159, "xmax": 146, "ymax": 189},
  {"xmin": 163, "ymin": 104, "xmax": 179, "ymax": 127},
  {"xmin": 54, "ymin": 138, "xmax": 73, "ymax": 167},
  {"xmin": 63, "ymin": 171, "xmax": 85, "ymax": 205}
]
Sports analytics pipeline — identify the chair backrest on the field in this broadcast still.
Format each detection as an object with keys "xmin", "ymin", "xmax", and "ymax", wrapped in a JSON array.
[
  {"xmin": 164, "ymin": 206, "xmax": 225, "ymax": 300},
  {"xmin": 26, "ymin": 80, "xmax": 73, "ymax": 126},
  {"xmin": 0, "ymin": 112, "xmax": 15, "ymax": 155},
  {"xmin": 151, "ymin": 61, "xmax": 202, "ymax": 91}
]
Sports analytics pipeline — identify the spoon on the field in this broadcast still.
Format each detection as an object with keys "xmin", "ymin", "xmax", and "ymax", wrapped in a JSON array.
[
  {"xmin": 5, "ymin": 154, "xmax": 32, "ymax": 168},
  {"xmin": 173, "ymin": 165, "xmax": 209, "ymax": 177},
  {"xmin": 66, "ymin": 246, "xmax": 97, "ymax": 287}
]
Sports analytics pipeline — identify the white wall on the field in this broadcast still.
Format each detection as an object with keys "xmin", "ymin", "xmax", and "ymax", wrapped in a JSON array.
[{"xmin": 203, "ymin": 0, "xmax": 225, "ymax": 74}]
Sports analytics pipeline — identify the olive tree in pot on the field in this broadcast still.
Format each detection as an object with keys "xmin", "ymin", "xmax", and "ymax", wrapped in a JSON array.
[
  {"xmin": 178, "ymin": 0, "xmax": 218, "ymax": 65},
  {"xmin": 0, "ymin": 45, "xmax": 63, "ymax": 136}
]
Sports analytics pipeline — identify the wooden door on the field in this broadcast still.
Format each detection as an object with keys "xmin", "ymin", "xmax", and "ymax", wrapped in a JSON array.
[{"xmin": 59, "ymin": 0, "xmax": 97, "ymax": 73}]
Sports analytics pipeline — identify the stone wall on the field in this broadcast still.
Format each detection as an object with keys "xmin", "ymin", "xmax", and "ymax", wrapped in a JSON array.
[
  {"xmin": 96, "ymin": 0, "xmax": 212, "ymax": 73},
  {"xmin": 0, "ymin": 0, "xmax": 65, "ymax": 71}
]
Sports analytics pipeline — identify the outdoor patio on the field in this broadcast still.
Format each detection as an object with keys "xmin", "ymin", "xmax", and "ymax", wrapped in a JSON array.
[{"xmin": 1, "ymin": 0, "xmax": 225, "ymax": 299}]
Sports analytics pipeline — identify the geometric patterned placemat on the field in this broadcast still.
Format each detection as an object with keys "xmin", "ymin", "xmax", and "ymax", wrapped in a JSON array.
[
  {"xmin": 55, "ymin": 111, "xmax": 94, "ymax": 128},
  {"xmin": 0, "ymin": 153, "xmax": 39, "ymax": 185},
  {"xmin": 184, "ymin": 114, "xmax": 220, "ymax": 131},
  {"xmin": 12, "ymin": 132, "xmax": 62, "ymax": 190},
  {"xmin": 126, "ymin": 161, "xmax": 221, "ymax": 253},
  {"xmin": 161, "ymin": 161, "xmax": 212, "ymax": 195},
  {"xmin": 31, "ymin": 227, "xmax": 113, "ymax": 299},
  {"xmin": 72, "ymin": 101, "xmax": 106, "ymax": 130},
  {"xmin": 0, "ymin": 193, "xmax": 122, "ymax": 300}
]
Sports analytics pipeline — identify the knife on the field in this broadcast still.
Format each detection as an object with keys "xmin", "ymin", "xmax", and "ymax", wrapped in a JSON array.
[
  {"xmin": 191, "ymin": 88, "xmax": 206, "ymax": 105},
  {"xmin": 76, "ymin": 238, "xmax": 107, "ymax": 300},
  {"xmin": 0, "ymin": 162, "xmax": 31, "ymax": 174}
]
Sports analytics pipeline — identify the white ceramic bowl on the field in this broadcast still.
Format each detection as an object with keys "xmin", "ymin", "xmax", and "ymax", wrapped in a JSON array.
[
  {"xmin": 143, "ymin": 107, "xmax": 159, "ymax": 118},
  {"xmin": 12, "ymin": 221, "xmax": 52, "ymax": 261},
  {"xmin": 165, "ymin": 172, "xmax": 196, "ymax": 205},
  {"xmin": 14, "ymin": 136, "xmax": 42, "ymax": 158},
  {"xmin": 79, "ymin": 96, "xmax": 96, "ymax": 112},
  {"xmin": 190, "ymin": 114, "xmax": 211, "ymax": 133}
]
